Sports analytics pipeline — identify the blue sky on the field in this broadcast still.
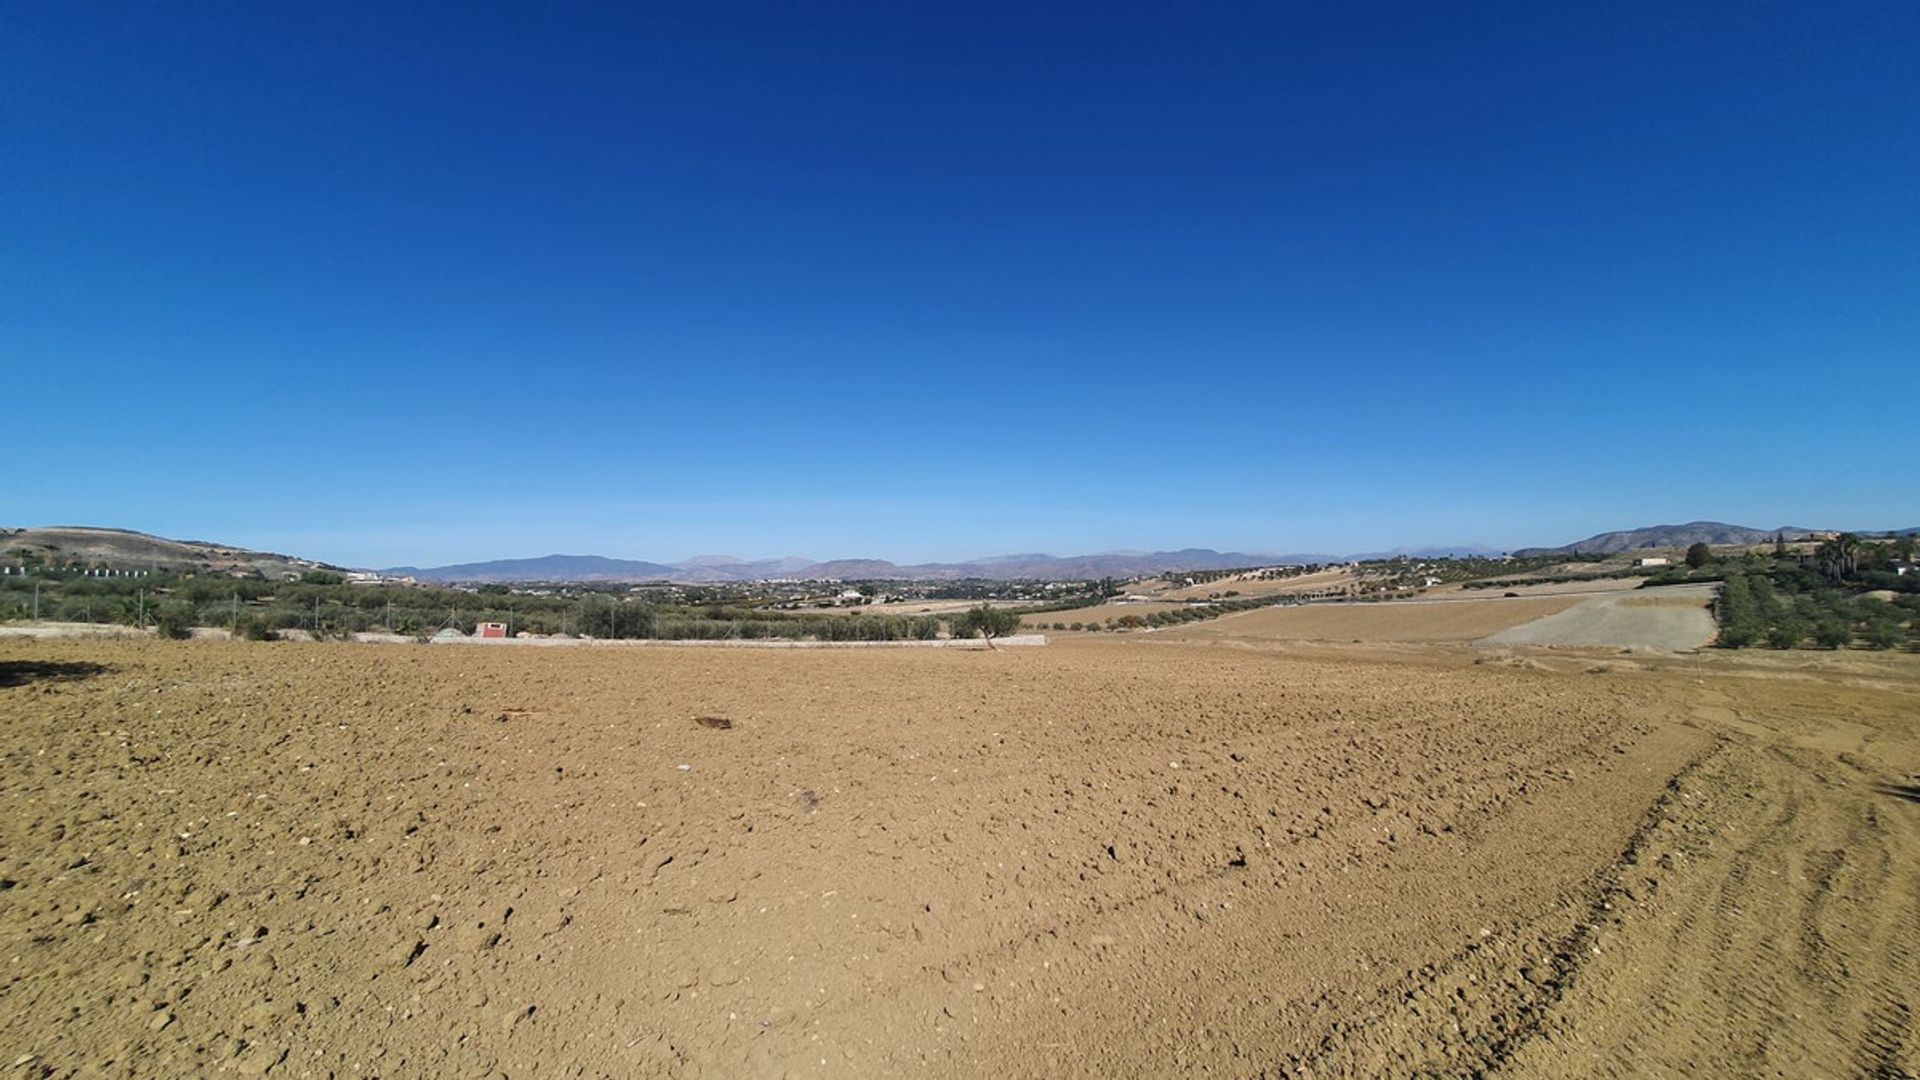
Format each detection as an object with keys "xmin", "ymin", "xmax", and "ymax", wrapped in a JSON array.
[{"xmin": 5, "ymin": 3, "xmax": 1915, "ymax": 567}]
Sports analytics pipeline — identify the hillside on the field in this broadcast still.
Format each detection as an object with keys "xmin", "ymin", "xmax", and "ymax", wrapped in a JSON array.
[
  {"xmin": 1513, "ymin": 521, "xmax": 1816, "ymax": 557},
  {"xmin": 0, "ymin": 526, "xmax": 333, "ymax": 579}
]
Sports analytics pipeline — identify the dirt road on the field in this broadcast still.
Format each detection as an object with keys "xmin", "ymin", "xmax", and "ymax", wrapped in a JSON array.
[{"xmin": 1, "ymin": 639, "xmax": 1913, "ymax": 1077}]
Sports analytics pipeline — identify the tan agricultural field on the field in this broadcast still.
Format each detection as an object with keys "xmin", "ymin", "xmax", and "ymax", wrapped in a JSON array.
[
  {"xmin": 1146, "ymin": 566, "xmax": 1359, "ymax": 600},
  {"xmin": 1022, "ymin": 600, "xmax": 1190, "ymax": 627},
  {"xmin": 1422, "ymin": 577, "xmax": 1649, "ymax": 599},
  {"xmin": 766, "ymin": 598, "xmax": 1034, "ymax": 619},
  {"xmin": 3, "ymin": 637, "xmax": 1917, "ymax": 1078},
  {"xmin": 1155, "ymin": 594, "xmax": 1589, "ymax": 643}
]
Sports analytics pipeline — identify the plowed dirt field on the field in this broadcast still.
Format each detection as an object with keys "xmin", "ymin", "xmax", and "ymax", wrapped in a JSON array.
[
  {"xmin": 1154, "ymin": 595, "xmax": 1587, "ymax": 644},
  {"xmin": 2, "ymin": 639, "xmax": 1915, "ymax": 1078}
]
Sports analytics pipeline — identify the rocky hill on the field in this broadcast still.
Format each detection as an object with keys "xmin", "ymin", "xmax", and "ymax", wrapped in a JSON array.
[
  {"xmin": 1513, "ymin": 521, "xmax": 1816, "ymax": 557},
  {"xmin": 0, "ymin": 526, "xmax": 335, "ymax": 578}
]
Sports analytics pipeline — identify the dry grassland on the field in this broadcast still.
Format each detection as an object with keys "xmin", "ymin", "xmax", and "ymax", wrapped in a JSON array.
[{"xmin": 2, "ymin": 637, "xmax": 1916, "ymax": 1077}]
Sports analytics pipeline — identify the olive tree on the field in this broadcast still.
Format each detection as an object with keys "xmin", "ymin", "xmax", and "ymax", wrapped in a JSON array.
[{"xmin": 954, "ymin": 604, "xmax": 1023, "ymax": 647}]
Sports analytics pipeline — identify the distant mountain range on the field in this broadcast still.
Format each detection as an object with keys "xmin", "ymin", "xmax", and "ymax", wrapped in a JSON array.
[
  {"xmin": 386, "ymin": 548, "xmax": 1335, "ymax": 584},
  {"xmin": 1, "ymin": 526, "xmax": 1494, "ymax": 582},
  {"xmin": 383, "ymin": 553, "xmax": 682, "ymax": 582},
  {"xmin": 10, "ymin": 523, "xmax": 1913, "ymax": 585},
  {"xmin": 1509, "ymin": 520, "xmax": 1905, "ymax": 557},
  {"xmin": 386, "ymin": 545, "xmax": 1527, "ymax": 583}
]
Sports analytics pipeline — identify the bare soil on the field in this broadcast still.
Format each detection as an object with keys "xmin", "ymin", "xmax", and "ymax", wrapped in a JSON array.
[
  {"xmin": 1479, "ymin": 585, "xmax": 1718, "ymax": 651},
  {"xmin": 1149, "ymin": 567, "xmax": 1360, "ymax": 601},
  {"xmin": 1153, "ymin": 595, "xmax": 1588, "ymax": 644},
  {"xmin": 1022, "ymin": 601, "xmax": 1191, "ymax": 627},
  {"xmin": 2, "ymin": 638, "xmax": 1915, "ymax": 1078},
  {"xmin": 1421, "ymin": 578, "xmax": 1646, "ymax": 599}
]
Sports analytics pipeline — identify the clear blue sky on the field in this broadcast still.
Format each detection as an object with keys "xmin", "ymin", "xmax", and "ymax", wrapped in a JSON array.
[{"xmin": 5, "ymin": 3, "xmax": 1915, "ymax": 567}]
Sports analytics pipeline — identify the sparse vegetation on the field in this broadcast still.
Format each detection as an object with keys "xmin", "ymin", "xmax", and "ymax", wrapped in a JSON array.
[
  {"xmin": 0, "ymin": 568, "xmax": 955, "ymax": 642},
  {"xmin": 152, "ymin": 603, "xmax": 194, "ymax": 640}
]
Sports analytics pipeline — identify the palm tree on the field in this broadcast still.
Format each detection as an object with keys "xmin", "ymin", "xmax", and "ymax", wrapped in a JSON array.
[{"xmin": 1817, "ymin": 533, "xmax": 1862, "ymax": 584}]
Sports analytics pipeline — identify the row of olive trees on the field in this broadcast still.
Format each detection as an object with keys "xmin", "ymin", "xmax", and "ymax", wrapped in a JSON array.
[
  {"xmin": 1716, "ymin": 574, "xmax": 1913, "ymax": 650},
  {"xmin": 1028, "ymin": 593, "xmax": 1292, "ymax": 635},
  {"xmin": 46, "ymin": 590, "xmax": 990, "ymax": 645}
]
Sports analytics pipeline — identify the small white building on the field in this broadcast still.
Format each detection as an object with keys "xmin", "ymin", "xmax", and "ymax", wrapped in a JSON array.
[{"xmin": 1634, "ymin": 556, "xmax": 1670, "ymax": 567}]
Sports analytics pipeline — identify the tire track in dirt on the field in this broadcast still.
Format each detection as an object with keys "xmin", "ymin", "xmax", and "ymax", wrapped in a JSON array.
[
  {"xmin": 1268, "ymin": 737, "xmax": 1720, "ymax": 1076},
  {"xmin": 1494, "ymin": 672, "xmax": 1920, "ymax": 1079}
]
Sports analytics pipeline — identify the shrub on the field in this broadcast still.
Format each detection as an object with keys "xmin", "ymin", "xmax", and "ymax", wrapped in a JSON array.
[
  {"xmin": 152, "ymin": 603, "xmax": 195, "ymax": 640},
  {"xmin": 1861, "ymin": 620, "xmax": 1902, "ymax": 650},
  {"xmin": 1812, "ymin": 619, "xmax": 1852, "ymax": 649}
]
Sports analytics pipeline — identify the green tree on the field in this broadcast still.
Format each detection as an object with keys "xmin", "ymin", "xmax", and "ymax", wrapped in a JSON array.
[
  {"xmin": 1860, "ymin": 618, "xmax": 1902, "ymax": 650},
  {"xmin": 1766, "ymin": 617, "xmax": 1806, "ymax": 649},
  {"xmin": 152, "ymin": 602, "xmax": 195, "ymax": 640},
  {"xmin": 1816, "ymin": 533, "xmax": 1862, "ymax": 584},
  {"xmin": 954, "ymin": 604, "xmax": 1022, "ymax": 646},
  {"xmin": 1685, "ymin": 542, "xmax": 1712, "ymax": 569},
  {"xmin": 1714, "ymin": 575, "xmax": 1763, "ymax": 648},
  {"xmin": 1812, "ymin": 618, "xmax": 1852, "ymax": 649}
]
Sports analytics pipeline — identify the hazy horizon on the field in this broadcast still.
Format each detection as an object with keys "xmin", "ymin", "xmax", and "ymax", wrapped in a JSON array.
[{"xmin": 10, "ymin": 513, "xmax": 1908, "ymax": 572}]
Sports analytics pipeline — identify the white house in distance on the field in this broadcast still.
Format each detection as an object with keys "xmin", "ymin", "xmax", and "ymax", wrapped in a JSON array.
[{"xmin": 1634, "ymin": 556, "xmax": 1670, "ymax": 567}]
